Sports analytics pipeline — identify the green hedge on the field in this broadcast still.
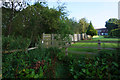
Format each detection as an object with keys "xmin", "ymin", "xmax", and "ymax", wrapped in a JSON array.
[{"xmin": 110, "ymin": 28, "xmax": 120, "ymax": 38}]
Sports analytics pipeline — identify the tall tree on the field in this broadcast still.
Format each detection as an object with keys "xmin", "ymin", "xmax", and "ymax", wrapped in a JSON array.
[
  {"xmin": 86, "ymin": 21, "xmax": 97, "ymax": 37},
  {"xmin": 78, "ymin": 18, "xmax": 89, "ymax": 33},
  {"xmin": 2, "ymin": 0, "xmax": 28, "ymax": 36},
  {"xmin": 117, "ymin": 19, "xmax": 120, "ymax": 28},
  {"xmin": 105, "ymin": 18, "xmax": 118, "ymax": 34}
]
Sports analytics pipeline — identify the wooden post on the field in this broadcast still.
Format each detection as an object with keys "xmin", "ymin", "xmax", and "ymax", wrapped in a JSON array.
[
  {"xmin": 77, "ymin": 34, "xmax": 79, "ymax": 41},
  {"xmin": 98, "ymin": 40, "xmax": 101, "ymax": 51},
  {"xmin": 65, "ymin": 42, "xmax": 68, "ymax": 56},
  {"xmin": 73, "ymin": 34, "xmax": 75, "ymax": 43},
  {"xmin": 81, "ymin": 33, "xmax": 83, "ymax": 40},
  {"xmin": 51, "ymin": 34, "xmax": 54, "ymax": 46},
  {"xmin": 42, "ymin": 33, "xmax": 44, "ymax": 47}
]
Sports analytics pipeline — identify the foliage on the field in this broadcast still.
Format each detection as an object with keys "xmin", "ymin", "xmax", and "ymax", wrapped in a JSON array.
[
  {"xmin": 2, "ymin": 1, "xmax": 120, "ymax": 79},
  {"xmin": 105, "ymin": 18, "xmax": 118, "ymax": 35},
  {"xmin": 68, "ymin": 50, "xmax": 120, "ymax": 79},
  {"xmin": 2, "ymin": 35, "xmax": 61, "ymax": 78},
  {"xmin": 2, "ymin": 35, "xmax": 120, "ymax": 79},
  {"xmin": 2, "ymin": 1, "xmax": 74, "ymax": 45},
  {"xmin": 2, "ymin": 0, "xmax": 29, "ymax": 36},
  {"xmin": 86, "ymin": 21, "xmax": 97, "ymax": 37},
  {"xmin": 2, "ymin": 36, "xmax": 31, "ymax": 51},
  {"xmin": 70, "ymin": 18, "xmax": 89, "ymax": 34},
  {"xmin": 78, "ymin": 18, "xmax": 89, "ymax": 33},
  {"xmin": 117, "ymin": 19, "xmax": 120, "ymax": 28},
  {"xmin": 2, "ymin": 45, "xmax": 61, "ymax": 78},
  {"xmin": 110, "ymin": 28, "xmax": 120, "ymax": 38}
]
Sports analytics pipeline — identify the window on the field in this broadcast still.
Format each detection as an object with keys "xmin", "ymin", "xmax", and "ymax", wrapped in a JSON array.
[
  {"xmin": 98, "ymin": 30, "xmax": 101, "ymax": 32},
  {"xmin": 101, "ymin": 33, "xmax": 104, "ymax": 35},
  {"xmin": 105, "ymin": 33, "xmax": 108, "ymax": 35}
]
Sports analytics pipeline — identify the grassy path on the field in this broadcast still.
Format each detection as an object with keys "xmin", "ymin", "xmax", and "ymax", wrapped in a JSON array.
[
  {"xmin": 71, "ymin": 42, "xmax": 118, "ymax": 48},
  {"xmin": 55, "ymin": 60, "xmax": 70, "ymax": 78},
  {"xmin": 68, "ymin": 36, "xmax": 119, "ymax": 54}
]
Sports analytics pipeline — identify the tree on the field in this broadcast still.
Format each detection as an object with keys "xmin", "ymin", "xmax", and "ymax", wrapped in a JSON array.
[
  {"xmin": 78, "ymin": 18, "xmax": 89, "ymax": 33},
  {"xmin": 105, "ymin": 18, "xmax": 118, "ymax": 35},
  {"xmin": 110, "ymin": 28, "xmax": 120, "ymax": 38},
  {"xmin": 2, "ymin": 0, "xmax": 73, "ymax": 46},
  {"xmin": 68, "ymin": 17, "xmax": 79, "ymax": 34},
  {"xmin": 86, "ymin": 21, "xmax": 97, "ymax": 37},
  {"xmin": 117, "ymin": 19, "xmax": 120, "ymax": 28},
  {"xmin": 2, "ymin": 0, "xmax": 28, "ymax": 36}
]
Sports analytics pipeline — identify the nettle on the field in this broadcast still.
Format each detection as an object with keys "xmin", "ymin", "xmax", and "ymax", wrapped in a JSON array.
[{"xmin": 69, "ymin": 50, "xmax": 119, "ymax": 79}]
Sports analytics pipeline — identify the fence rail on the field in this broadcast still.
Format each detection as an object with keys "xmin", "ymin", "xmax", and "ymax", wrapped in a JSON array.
[
  {"xmin": 65, "ymin": 40, "xmax": 120, "ymax": 55},
  {"xmin": 3, "ymin": 39, "xmax": 120, "ymax": 54},
  {"xmin": 68, "ymin": 46, "xmax": 117, "ymax": 50},
  {"xmin": 70, "ymin": 41, "xmax": 120, "ymax": 43},
  {"xmin": 2, "ymin": 47, "xmax": 38, "ymax": 54}
]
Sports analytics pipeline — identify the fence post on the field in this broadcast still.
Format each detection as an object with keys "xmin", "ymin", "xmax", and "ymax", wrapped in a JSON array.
[
  {"xmin": 65, "ymin": 42, "xmax": 68, "ymax": 56},
  {"xmin": 51, "ymin": 34, "xmax": 54, "ymax": 46},
  {"xmin": 98, "ymin": 40, "xmax": 101, "ymax": 51}
]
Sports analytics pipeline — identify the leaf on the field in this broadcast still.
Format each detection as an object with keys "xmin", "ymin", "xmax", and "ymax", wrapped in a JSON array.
[
  {"xmin": 30, "ymin": 71, "xmax": 35, "ymax": 77},
  {"xmin": 82, "ymin": 69, "xmax": 85, "ymax": 73},
  {"xmin": 74, "ymin": 75, "xmax": 78, "ymax": 79},
  {"xmin": 34, "ymin": 74, "xmax": 39, "ymax": 78},
  {"xmin": 112, "ymin": 62, "xmax": 118, "ymax": 67},
  {"xmin": 86, "ymin": 69, "xmax": 90, "ymax": 75},
  {"xmin": 39, "ymin": 72, "xmax": 43, "ymax": 78}
]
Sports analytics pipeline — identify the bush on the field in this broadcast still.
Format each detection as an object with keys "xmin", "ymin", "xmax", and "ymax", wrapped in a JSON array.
[
  {"xmin": 86, "ymin": 22, "xmax": 97, "ymax": 37},
  {"xmin": 110, "ymin": 28, "xmax": 120, "ymax": 38},
  {"xmin": 2, "ymin": 36, "xmax": 31, "ymax": 51},
  {"xmin": 2, "ymin": 43, "xmax": 61, "ymax": 78},
  {"xmin": 68, "ymin": 50, "xmax": 120, "ymax": 79}
]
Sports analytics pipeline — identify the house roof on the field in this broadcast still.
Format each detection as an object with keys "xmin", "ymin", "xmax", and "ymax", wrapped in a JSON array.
[{"xmin": 96, "ymin": 28, "xmax": 107, "ymax": 30}]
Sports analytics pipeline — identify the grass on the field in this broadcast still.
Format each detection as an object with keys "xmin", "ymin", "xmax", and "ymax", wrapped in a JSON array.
[
  {"xmin": 92, "ymin": 36, "xmax": 120, "ymax": 41},
  {"xmin": 68, "ymin": 51, "xmax": 97, "ymax": 59},
  {"xmin": 68, "ymin": 48, "xmax": 98, "ymax": 53},
  {"xmin": 82, "ymin": 36, "xmax": 120, "ymax": 41},
  {"xmin": 68, "ymin": 36, "xmax": 119, "ymax": 55},
  {"xmin": 71, "ymin": 42, "xmax": 118, "ymax": 48},
  {"xmin": 55, "ymin": 61, "xmax": 70, "ymax": 78}
]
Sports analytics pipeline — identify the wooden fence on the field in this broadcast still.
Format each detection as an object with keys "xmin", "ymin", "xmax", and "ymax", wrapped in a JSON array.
[
  {"xmin": 3, "ymin": 40, "xmax": 120, "ymax": 55},
  {"xmin": 42, "ymin": 33, "xmax": 91, "ymax": 47},
  {"xmin": 2, "ymin": 47, "xmax": 38, "ymax": 54},
  {"xmin": 3, "ymin": 33, "xmax": 119, "ymax": 55},
  {"xmin": 65, "ymin": 40, "xmax": 120, "ymax": 55}
]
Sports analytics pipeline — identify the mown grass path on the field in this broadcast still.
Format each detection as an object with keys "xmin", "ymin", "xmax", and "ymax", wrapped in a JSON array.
[{"xmin": 68, "ymin": 36, "xmax": 120, "ymax": 54}]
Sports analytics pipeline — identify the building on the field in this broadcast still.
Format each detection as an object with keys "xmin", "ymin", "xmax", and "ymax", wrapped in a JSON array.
[{"xmin": 96, "ymin": 28, "xmax": 108, "ymax": 36}]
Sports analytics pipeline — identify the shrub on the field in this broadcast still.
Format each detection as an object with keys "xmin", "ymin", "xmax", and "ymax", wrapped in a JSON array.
[
  {"xmin": 68, "ymin": 50, "xmax": 120, "ymax": 79},
  {"xmin": 110, "ymin": 28, "xmax": 120, "ymax": 38},
  {"xmin": 2, "ymin": 36, "xmax": 30, "ymax": 51},
  {"xmin": 86, "ymin": 22, "xmax": 97, "ymax": 37}
]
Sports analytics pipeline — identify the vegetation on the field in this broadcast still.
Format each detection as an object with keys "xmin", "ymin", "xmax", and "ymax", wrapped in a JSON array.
[
  {"xmin": 110, "ymin": 28, "xmax": 120, "ymax": 38},
  {"xmin": 74, "ymin": 18, "xmax": 89, "ymax": 34},
  {"xmin": 3, "ymin": 46, "xmax": 62, "ymax": 78},
  {"xmin": 68, "ymin": 36, "xmax": 119, "ymax": 54},
  {"xmin": 2, "ymin": 0, "xmax": 120, "ymax": 79},
  {"xmin": 89, "ymin": 36, "xmax": 119, "ymax": 41},
  {"xmin": 67, "ymin": 49, "xmax": 120, "ymax": 79},
  {"xmin": 2, "ymin": 34, "xmax": 120, "ymax": 79},
  {"xmin": 2, "ymin": 1, "xmax": 92, "ymax": 47},
  {"xmin": 105, "ymin": 18, "xmax": 120, "ymax": 38},
  {"xmin": 86, "ymin": 22, "xmax": 97, "ymax": 37}
]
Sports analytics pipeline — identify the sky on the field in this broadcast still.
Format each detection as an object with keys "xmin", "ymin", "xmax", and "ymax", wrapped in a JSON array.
[
  {"xmin": 47, "ymin": 0, "xmax": 119, "ymax": 29},
  {"xmin": 0, "ymin": 0, "xmax": 119, "ymax": 29}
]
